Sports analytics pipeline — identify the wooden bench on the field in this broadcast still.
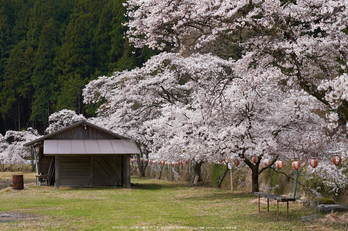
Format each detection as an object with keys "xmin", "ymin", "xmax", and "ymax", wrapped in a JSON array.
[{"xmin": 254, "ymin": 192, "xmax": 296, "ymax": 220}]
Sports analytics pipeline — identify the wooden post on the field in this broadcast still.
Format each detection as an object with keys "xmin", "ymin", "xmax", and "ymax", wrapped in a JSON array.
[
  {"xmin": 287, "ymin": 201, "xmax": 289, "ymax": 219},
  {"xmin": 258, "ymin": 197, "xmax": 260, "ymax": 213},
  {"xmin": 267, "ymin": 199, "xmax": 269, "ymax": 212},
  {"xmin": 277, "ymin": 201, "xmax": 279, "ymax": 220},
  {"xmin": 230, "ymin": 167, "xmax": 233, "ymax": 192},
  {"xmin": 90, "ymin": 156, "xmax": 94, "ymax": 186},
  {"xmin": 55, "ymin": 155, "xmax": 60, "ymax": 189},
  {"xmin": 125, "ymin": 155, "xmax": 131, "ymax": 188},
  {"xmin": 38, "ymin": 147, "xmax": 43, "ymax": 174}
]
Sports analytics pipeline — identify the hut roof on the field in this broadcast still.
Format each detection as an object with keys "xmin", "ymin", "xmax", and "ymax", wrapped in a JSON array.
[{"xmin": 24, "ymin": 120, "xmax": 131, "ymax": 147}]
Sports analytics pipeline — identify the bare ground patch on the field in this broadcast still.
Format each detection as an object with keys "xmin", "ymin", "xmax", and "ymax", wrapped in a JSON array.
[{"xmin": 0, "ymin": 212, "xmax": 41, "ymax": 223}]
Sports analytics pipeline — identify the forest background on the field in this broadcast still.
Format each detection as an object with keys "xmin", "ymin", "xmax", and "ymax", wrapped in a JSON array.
[{"xmin": 0, "ymin": 0, "xmax": 156, "ymax": 135}]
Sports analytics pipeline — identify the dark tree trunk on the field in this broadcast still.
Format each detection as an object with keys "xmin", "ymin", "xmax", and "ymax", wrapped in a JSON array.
[
  {"xmin": 135, "ymin": 143, "xmax": 148, "ymax": 177},
  {"xmin": 137, "ymin": 159, "xmax": 147, "ymax": 177},
  {"xmin": 242, "ymin": 154, "xmax": 260, "ymax": 193},
  {"xmin": 251, "ymin": 169, "xmax": 259, "ymax": 192},
  {"xmin": 31, "ymin": 158, "xmax": 35, "ymax": 172},
  {"xmin": 217, "ymin": 165, "xmax": 229, "ymax": 188},
  {"xmin": 157, "ymin": 165, "xmax": 163, "ymax": 179},
  {"xmin": 192, "ymin": 161, "xmax": 202, "ymax": 184}
]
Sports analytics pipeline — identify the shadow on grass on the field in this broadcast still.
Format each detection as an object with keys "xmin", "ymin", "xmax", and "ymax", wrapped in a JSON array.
[
  {"xmin": 176, "ymin": 191, "xmax": 255, "ymax": 202},
  {"xmin": 61, "ymin": 182, "xmax": 184, "ymax": 191}
]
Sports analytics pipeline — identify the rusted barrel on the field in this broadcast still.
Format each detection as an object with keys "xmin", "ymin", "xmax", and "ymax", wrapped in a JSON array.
[{"xmin": 12, "ymin": 175, "xmax": 24, "ymax": 190}]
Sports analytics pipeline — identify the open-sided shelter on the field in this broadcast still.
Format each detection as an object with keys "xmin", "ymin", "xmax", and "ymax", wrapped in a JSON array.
[{"xmin": 24, "ymin": 121, "xmax": 140, "ymax": 188}]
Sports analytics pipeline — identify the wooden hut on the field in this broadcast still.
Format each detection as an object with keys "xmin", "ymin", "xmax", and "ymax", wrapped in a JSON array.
[{"xmin": 24, "ymin": 121, "xmax": 140, "ymax": 188}]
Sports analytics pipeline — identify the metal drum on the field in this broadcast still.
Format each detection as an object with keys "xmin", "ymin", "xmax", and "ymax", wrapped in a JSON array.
[{"xmin": 12, "ymin": 175, "xmax": 24, "ymax": 190}]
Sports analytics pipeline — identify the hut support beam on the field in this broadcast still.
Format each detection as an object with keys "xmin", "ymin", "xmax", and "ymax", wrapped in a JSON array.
[
  {"xmin": 55, "ymin": 155, "xmax": 60, "ymax": 189},
  {"xmin": 90, "ymin": 156, "xmax": 94, "ymax": 186},
  {"xmin": 123, "ymin": 155, "xmax": 130, "ymax": 188}
]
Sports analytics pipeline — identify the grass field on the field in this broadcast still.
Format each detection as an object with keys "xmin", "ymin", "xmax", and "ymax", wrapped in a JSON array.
[{"xmin": 0, "ymin": 172, "xmax": 346, "ymax": 230}]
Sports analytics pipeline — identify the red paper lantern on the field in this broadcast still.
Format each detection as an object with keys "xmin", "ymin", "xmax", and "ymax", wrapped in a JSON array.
[
  {"xmin": 309, "ymin": 158, "xmax": 318, "ymax": 168},
  {"xmin": 234, "ymin": 159, "xmax": 240, "ymax": 167},
  {"xmin": 165, "ymin": 162, "xmax": 168, "ymax": 165},
  {"xmin": 276, "ymin": 160, "xmax": 283, "ymax": 169},
  {"xmin": 263, "ymin": 159, "xmax": 270, "ymax": 166},
  {"xmin": 292, "ymin": 160, "xmax": 300, "ymax": 170},
  {"xmin": 226, "ymin": 158, "xmax": 230, "ymax": 164},
  {"xmin": 149, "ymin": 160, "xmax": 152, "ymax": 164},
  {"xmin": 185, "ymin": 160, "xmax": 189, "ymax": 164},
  {"xmin": 332, "ymin": 155, "xmax": 342, "ymax": 166},
  {"xmin": 252, "ymin": 156, "xmax": 258, "ymax": 164}
]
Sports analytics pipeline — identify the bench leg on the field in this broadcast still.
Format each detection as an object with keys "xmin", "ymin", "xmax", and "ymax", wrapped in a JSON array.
[
  {"xmin": 258, "ymin": 196, "xmax": 260, "ymax": 213},
  {"xmin": 267, "ymin": 198, "xmax": 269, "ymax": 212},
  {"xmin": 287, "ymin": 201, "xmax": 289, "ymax": 219},
  {"xmin": 277, "ymin": 201, "xmax": 279, "ymax": 220}
]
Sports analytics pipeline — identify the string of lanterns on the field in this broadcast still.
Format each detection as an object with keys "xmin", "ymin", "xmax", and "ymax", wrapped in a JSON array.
[{"xmin": 131, "ymin": 155, "xmax": 343, "ymax": 169}]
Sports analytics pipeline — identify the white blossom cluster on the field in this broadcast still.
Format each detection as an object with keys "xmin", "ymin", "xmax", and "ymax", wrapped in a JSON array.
[
  {"xmin": 45, "ymin": 109, "xmax": 86, "ymax": 134},
  {"xmin": 319, "ymin": 73, "xmax": 348, "ymax": 110},
  {"xmin": 306, "ymin": 151, "xmax": 348, "ymax": 194},
  {"xmin": 0, "ymin": 128, "xmax": 41, "ymax": 165}
]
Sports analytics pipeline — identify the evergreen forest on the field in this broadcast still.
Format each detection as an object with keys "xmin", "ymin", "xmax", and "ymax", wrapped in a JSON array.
[{"xmin": 0, "ymin": 0, "xmax": 155, "ymax": 134}]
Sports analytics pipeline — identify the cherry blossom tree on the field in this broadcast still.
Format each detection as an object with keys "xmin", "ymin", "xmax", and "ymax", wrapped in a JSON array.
[
  {"xmin": 0, "ymin": 134, "xmax": 8, "ymax": 170},
  {"xmin": 83, "ymin": 51, "xmax": 342, "ymax": 192},
  {"xmin": 82, "ymin": 0, "xmax": 348, "ymax": 192},
  {"xmin": 45, "ymin": 109, "xmax": 86, "ymax": 134},
  {"xmin": 0, "ymin": 128, "xmax": 41, "ymax": 171},
  {"xmin": 84, "ymin": 52, "xmax": 235, "ymax": 179},
  {"xmin": 125, "ymin": 0, "xmax": 348, "ymax": 127}
]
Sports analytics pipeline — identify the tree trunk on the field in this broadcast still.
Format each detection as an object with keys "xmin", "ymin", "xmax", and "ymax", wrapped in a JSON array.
[
  {"xmin": 251, "ymin": 170, "xmax": 259, "ymax": 192},
  {"xmin": 31, "ymin": 158, "xmax": 35, "ymax": 172},
  {"xmin": 136, "ymin": 154, "xmax": 148, "ymax": 177},
  {"xmin": 158, "ymin": 165, "xmax": 163, "ymax": 179},
  {"xmin": 243, "ymin": 155, "xmax": 261, "ymax": 193},
  {"xmin": 17, "ymin": 101, "xmax": 21, "ymax": 131},
  {"xmin": 137, "ymin": 160, "xmax": 145, "ymax": 177},
  {"xmin": 192, "ymin": 161, "xmax": 202, "ymax": 184},
  {"xmin": 217, "ymin": 165, "xmax": 229, "ymax": 188}
]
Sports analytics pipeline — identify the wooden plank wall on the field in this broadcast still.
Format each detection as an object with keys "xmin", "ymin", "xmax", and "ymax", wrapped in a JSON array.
[
  {"xmin": 93, "ymin": 155, "xmax": 123, "ymax": 186},
  {"xmin": 56, "ymin": 155, "xmax": 128, "ymax": 187},
  {"xmin": 41, "ymin": 156, "xmax": 54, "ymax": 174},
  {"xmin": 59, "ymin": 156, "xmax": 90, "ymax": 186}
]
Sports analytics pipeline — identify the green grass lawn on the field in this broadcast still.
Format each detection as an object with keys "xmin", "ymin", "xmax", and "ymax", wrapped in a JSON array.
[{"xmin": 0, "ymin": 173, "xmax": 346, "ymax": 230}]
